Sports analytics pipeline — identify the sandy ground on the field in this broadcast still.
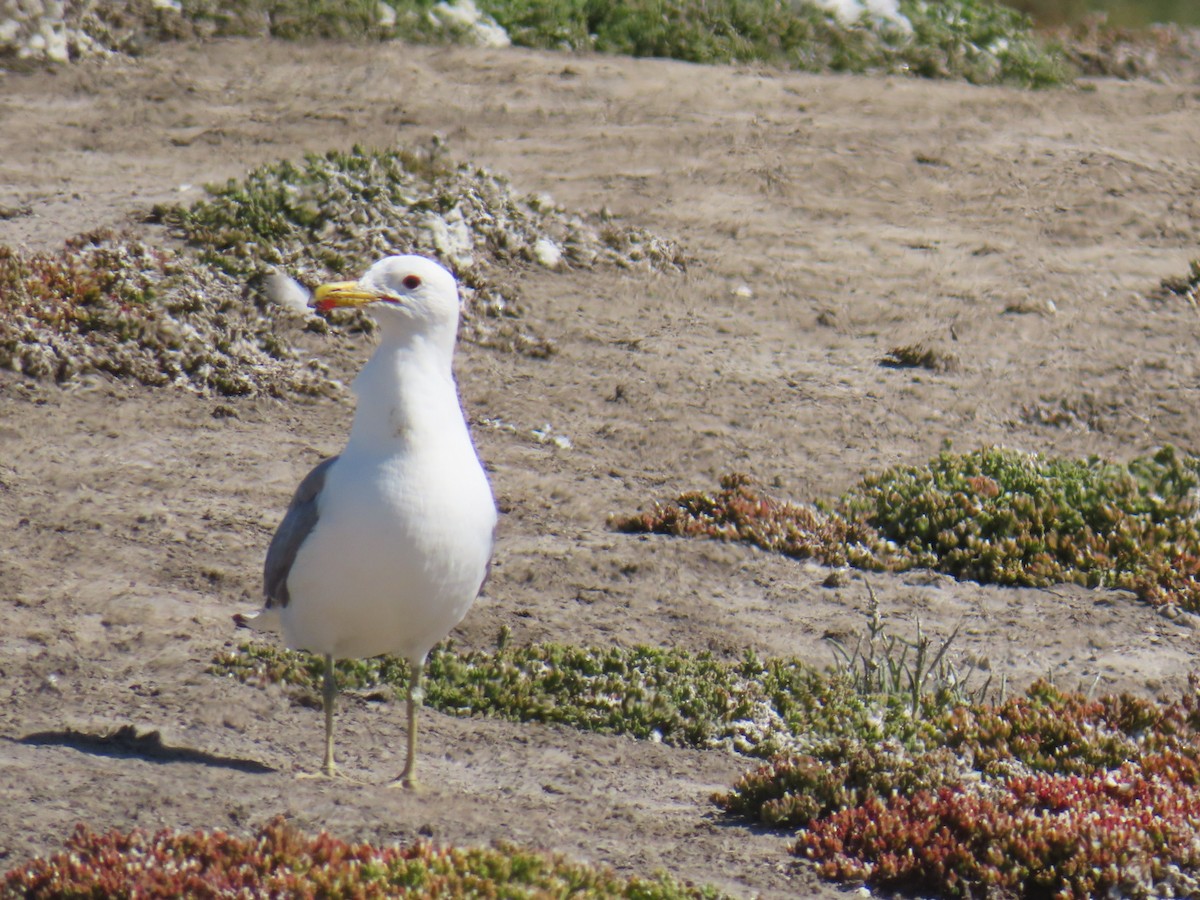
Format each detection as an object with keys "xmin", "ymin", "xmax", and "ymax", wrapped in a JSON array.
[{"xmin": 1, "ymin": 38, "xmax": 1200, "ymax": 897}]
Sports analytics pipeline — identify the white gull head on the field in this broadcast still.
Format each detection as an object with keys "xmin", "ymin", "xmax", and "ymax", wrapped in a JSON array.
[{"xmin": 314, "ymin": 254, "xmax": 462, "ymax": 354}]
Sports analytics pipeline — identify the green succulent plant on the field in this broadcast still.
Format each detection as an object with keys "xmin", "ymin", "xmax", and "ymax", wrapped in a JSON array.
[
  {"xmin": 3, "ymin": 144, "xmax": 684, "ymax": 391},
  {"xmin": 618, "ymin": 446, "xmax": 1200, "ymax": 612},
  {"xmin": 26, "ymin": 0, "xmax": 1075, "ymax": 87}
]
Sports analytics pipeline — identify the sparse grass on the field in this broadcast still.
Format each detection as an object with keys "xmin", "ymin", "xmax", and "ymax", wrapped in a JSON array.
[
  {"xmin": 1, "ymin": 816, "xmax": 725, "ymax": 898},
  {"xmin": 1019, "ymin": 394, "xmax": 1111, "ymax": 431},
  {"xmin": 825, "ymin": 579, "xmax": 1001, "ymax": 716},
  {"xmin": 617, "ymin": 446, "xmax": 1200, "ymax": 612}
]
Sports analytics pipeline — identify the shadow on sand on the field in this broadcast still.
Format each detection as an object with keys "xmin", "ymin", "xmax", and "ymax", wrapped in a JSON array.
[{"xmin": 17, "ymin": 724, "xmax": 275, "ymax": 774}]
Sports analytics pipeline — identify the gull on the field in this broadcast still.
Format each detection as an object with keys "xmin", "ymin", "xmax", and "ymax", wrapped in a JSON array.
[{"xmin": 236, "ymin": 255, "xmax": 497, "ymax": 787}]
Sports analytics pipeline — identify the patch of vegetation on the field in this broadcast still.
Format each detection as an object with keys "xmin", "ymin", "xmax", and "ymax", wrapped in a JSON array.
[
  {"xmin": 611, "ymin": 449, "xmax": 1200, "ymax": 894},
  {"xmin": 1160, "ymin": 259, "xmax": 1200, "ymax": 306},
  {"xmin": 1, "ymin": 816, "xmax": 724, "ymax": 898},
  {"xmin": 215, "ymin": 609, "xmax": 1200, "ymax": 897},
  {"xmin": 154, "ymin": 144, "xmax": 682, "ymax": 357},
  {"xmin": 718, "ymin": 603, "xmax": 1188, "ymax": 828},
  {"xmin": 487, "ymin": 0, "xmax": 1070, "ymax": 86},
  {"xmin": 1019, "ymin": 394, "xmax": 1110, "ymax": 431},
  {"xmin": 1, "ymin": 0, "xmax": 1074, "ymax": 87},
  {"xmin": 900, "ymin": 0, "xmax": 1073, "ymax": 85},
  {"xmin": 798, "ymin": 758, "xmax": 1200, "ymax": 898},
  {"xmin": 617, "ymin": 446, "xmax": 1200, "ymax": 612},
  {"xmin": 215, "ymin": 639, "xmax": 745, "ymax": 748},
  {"xmin": 613, "ymin": 472, "xmax": 884, "ymax": 570},
  {"xmin": 880, "ymin": 342, "xmax": 959, "ymax": 372},
  {"xmin": 216, "ymin": 623, "xmax": 1200, "ymax": 896},
  {"xmin": 934, "ymin": 680, "xmax": 1190, "ymax": 773},
  {"xmin": 613, "ymin": 453, "xmax": 1200, "ymax": 895},
  {"xmin": 0, "ymin": 231, "xmax": 331, "ymax": 395},
  {"xmin": 718, "ymin": 742, "xmax": 971, "ymax": 828},
  {"xmin": 219, "ymin": 590, "xmax": 1016, "ymax": 761},
  {"xmin": 825, "ymin": 580, "xmax": 999, "ymax": 715},
  {"xmin": 1010, "ymin": 0, "xmax": 1200, "ymax": 28},
  {"xmin": 3, "ymin": 144, "xmax": 682, "ymax": 391},
  {"xmin": 842, "ymin": 444, "xmax": 1200, "ymax": 603},
  {"xmin": 1051, "ymin": 15, "xmax": 1200, "ymax": 80},
  {"xmin": 212, "ymin": 636, "xmax": 958, "ymax": 758},
  {"xmin": 720, "ymin": 677, "xmax": 1200, "ymax": 898}
]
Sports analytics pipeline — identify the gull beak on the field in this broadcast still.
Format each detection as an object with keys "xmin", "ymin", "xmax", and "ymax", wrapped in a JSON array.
[{"xmin": 312, "ymin": 281, "xmax": 384, "ymax": 312}]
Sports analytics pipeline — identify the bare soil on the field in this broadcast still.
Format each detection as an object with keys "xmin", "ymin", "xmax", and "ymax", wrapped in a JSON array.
[{"xmin": 2, "ymin": 39, "xmax": 1200, "ymax": 898}]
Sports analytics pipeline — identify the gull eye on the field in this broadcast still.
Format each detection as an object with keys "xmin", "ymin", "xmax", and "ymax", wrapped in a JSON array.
[{"xmin": 402, "ymin": 274, "xmax": 422, "ymax": 290}]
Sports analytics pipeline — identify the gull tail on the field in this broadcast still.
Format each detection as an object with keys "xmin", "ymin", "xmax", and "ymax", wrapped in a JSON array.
[{"xmin": 233, "ymin": 608, "xmax": 282, "ymax": 633}]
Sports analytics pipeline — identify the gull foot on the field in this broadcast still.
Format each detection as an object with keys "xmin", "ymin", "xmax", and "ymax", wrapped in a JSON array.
[
  {"xmin": 296, "ymin": 768, "xmax": 337, "ymax": 781},
  {"xmin": 298, "ymin": 768, "xmax": 370, "ymax": 785},
  {"xmin": 387, "ymin": 773, "xmax": 419, "ymax": 790}
]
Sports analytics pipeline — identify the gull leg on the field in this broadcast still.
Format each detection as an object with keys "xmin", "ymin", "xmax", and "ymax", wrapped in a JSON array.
[
  {"xmin": 297, "ymin": 654, "xmax": 338, "ymax": 779},
  {"xmin": 321, "ymin": 653, "xmax": 337, "ymax": 776},
  {"xmin": 392, "ymin": 660, "xmax": 424, "ymax": 789}
]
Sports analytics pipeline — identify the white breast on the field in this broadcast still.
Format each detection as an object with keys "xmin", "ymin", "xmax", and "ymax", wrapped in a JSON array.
[
  {"xmin": 282, "ymin": 441, "xmax": 495, "ymax": 662},
  {"xmin": 279, "ymin": 333, "xmax": 496, "ymax": 663}
]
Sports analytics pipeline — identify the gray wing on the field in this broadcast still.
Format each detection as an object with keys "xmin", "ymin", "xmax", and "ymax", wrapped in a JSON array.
[{"xmin": 263, "ymin": 455, "xmax": 338, "ymax": 609}]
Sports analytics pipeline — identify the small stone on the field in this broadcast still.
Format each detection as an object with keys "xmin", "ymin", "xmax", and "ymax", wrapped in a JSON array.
[
  {"xmin": 428, "ymin": 0, "xmax": 510, "ymax": 48},
  {"xmin": 822, "ymin": 569, "xmax": 851, "ymax": 588},
  {"xmin": 532, "ymin": 238, "xmax": 562, "ymax": 268},
  {"xmin": 40, "ymin": 23, "xmax": 68, "ymax": 62}
]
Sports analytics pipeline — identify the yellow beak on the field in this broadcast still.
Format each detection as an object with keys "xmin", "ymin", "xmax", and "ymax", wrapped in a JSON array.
[{"xmin": 312, "ymin": 281, "xmax": 383, "ymax": 312}]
